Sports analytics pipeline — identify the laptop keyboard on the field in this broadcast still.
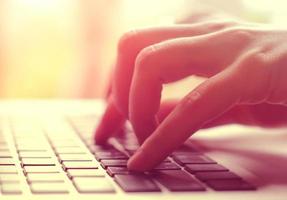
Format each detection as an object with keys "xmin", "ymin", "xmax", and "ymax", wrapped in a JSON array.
[{"xmin": 0, "ymin": 115, "xmax": 256, "ymax": 195}]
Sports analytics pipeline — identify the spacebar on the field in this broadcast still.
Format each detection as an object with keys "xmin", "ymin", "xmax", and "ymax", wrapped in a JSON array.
[{"xmin": 114, "ymin": 174, "xmax": 161, "ymax": 192}]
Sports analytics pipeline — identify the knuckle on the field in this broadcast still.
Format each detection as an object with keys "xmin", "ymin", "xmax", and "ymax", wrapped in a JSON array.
[
  {"xmin": 117, "ymin": 29, "xmax": 140, "ymax": 53},
  {"xmin": 224, "ymin": 27, "xmax": 253, "ymax": 42},
  {"xmin": 179, "ymin": 89, "xmax": 203, "ymax": 112},
  {"xmin": 236, "ymin": 50, "xmax": 271, "ymax": 103},
  {"xmin": 242, "ymin": 50, "xmax": 269, "ymax": 71},
  {"xmin": 135, "ymin": 45, "xmax": 157, "ymax": 72},
  {"xmin": 249, "ymin": 52, "xmax": 268, "ymax": 67}
]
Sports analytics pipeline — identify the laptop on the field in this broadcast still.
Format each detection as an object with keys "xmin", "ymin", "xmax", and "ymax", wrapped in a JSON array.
[{"xmin": 0, "ymin": 100, "xmax": 286, "ymax": 200}]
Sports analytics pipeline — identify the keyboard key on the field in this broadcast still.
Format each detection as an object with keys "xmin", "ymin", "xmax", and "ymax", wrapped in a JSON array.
[
  {"xmin": 0, "ymin": 166, "xmax": 18, "ymax": 174},
  {"xmin": 100, "ymin": 160, "xmax": 128, "ymax": 169},
  {"xmin": 153, "ymin": 162, "xmax": 181, "ymax": 170},
  {"xmin": 94, "ymin": 152, "xmax": 128, "ymax": 161},
  {"xmin": 24, "ymin": 166, "xmax": 60, "ymax": 174},
  {"xmin": 0, "ymin": 151, "xmax": 12, "ymax": 158},
  {"xmin": 173, "ymin": 155, "xmax": 216, "ymax": 165},
  {"xmin": 195, "ymin": 171, "xmax": 241, "ymax": 182},
  {"xmin": 0, "ymin": 141, "xmax": 7, "ymax": 145},
  {"xmin": 58, "ymin": 154, "xmax": 92, "ymax": 162},
  {"xmin": 52, "ymin": 143, "xmax": 79, "ymax": 148},
  {"xmin": 89, "ymin": 145, "xmax": 119, "ymax": 153},
  {"xmin": 62, "ymin": 161, "xmax": 98, "ymax": 170},
  {"xmin": 27, "ymin": 173, "xmax": 65, "ymax": 182},
  {"xmin": 30, "ymin": 182, "xmax": 69, "ymax": 194},
  {"xmin": 19, "ymin": 151, "xmax": 52, "ymax": 158},
  {"xmin": 21, "ymin": 158, "xmax": 55, "ymax": 166},
  {"xmin": 67, "ymin": 169, "xmax": 105, "ymax": 178},
  {"xmin": 107, "ymin": 167, "xmax": 139, "ymax": 176},
  {"xmin": 0, "ymin": 174, "xmax": 21, "ymax": 182},
  {"xmin": 16, "ymin": 143, "xmax": 49, "ymax": 149},
  {"xmin": 55, "ymin": 147, "xmax": 86, "ymax": 154},
  {"xmin": 185, "ymin": 164, "xmax": 228, "ymax": 173},
  {"xmin": 0, "ymin": 158, "xmax": 14, "ymax": 165},
  {"xmin": 114, "ymin": 174, "xmax": 160, "ymax": 192},
  {"xmin": 152, "ymin": 170, "xmax": 205, "ymax": 191},
  {"xmin": 1, "ymin": 182, "xmax": 22, "ymax": 194},
  {"xmin": 73, "ymin": 177, "xmax": 115, "ymax": 193},
  {"xmin": 173, "ymin": 145, "xmax": 199, "ymax": 153},
  {"xmin": 17, "ymin": 147, "xmax": 48, "ymax": 152},
  {"xmin": 51, "ymin": 141, "xmax": 78, "ymax": 148},
  {"xmin": 125, "ymin": 149, "xmax": 137, "ymax": 156},
  {"xmin": 18, "ymin": 149, "xmax": 47, "ymax": 152},
  {"xmin": 206, "ymin": 179, "xmax": 256, "ymax": 191},
  {"xmin": 0, "ymin": 147, "xmax": 9, "ymax": 151}
]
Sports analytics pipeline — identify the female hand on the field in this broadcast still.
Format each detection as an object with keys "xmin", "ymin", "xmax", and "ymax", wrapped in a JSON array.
[{"xmin": 95, "ymin": 20, "xmax": 287, "ymax": 171}]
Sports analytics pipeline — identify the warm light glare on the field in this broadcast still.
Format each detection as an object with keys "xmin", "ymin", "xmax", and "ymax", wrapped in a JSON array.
[{"xmin": 0, "ymin": 0, "xmax": 286, "ymax": 98}]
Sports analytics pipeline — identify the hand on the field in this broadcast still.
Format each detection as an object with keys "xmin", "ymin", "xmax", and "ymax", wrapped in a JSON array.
[{"xmin": 95, "ymin": 19, "xmax": 287, "ymax": 171}]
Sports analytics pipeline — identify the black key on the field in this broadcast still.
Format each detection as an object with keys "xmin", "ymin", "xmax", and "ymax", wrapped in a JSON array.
[
  {"xmin": 107, "ymin": 167, "xmax": 141, "ymax": 176},
  {"xmin": 152, "ymin": 170, "xmax": 205, "ymax": 191},
  {"xmin": 171, "ymin": 151, "xmax": 201, "ymax": 157},
  {"xmin": 107, "ymin": 167, "xmax": 129, "ymax": 176},
  {"xmin": 206, "ymin": 179, "xmax": 256, "ymax": 191},
  {"xmin": 153, "ymin": 162, "xmax": 180, "ymax": 170},
  {"xmin": 89, "ymin": 145, "xmax": 118, "ymax": 153},
  {"xmin": 100, "ymin": 160, "xmax": 127, "ymax": 169},
  {"xmin": 114, "ymin": 174, "xmax": 160, "ymax": 192},
  {"xmin": 94, "ymin": 152, "xmax": 128, "ymax": 161},
  {"xmin": 185, "ymin": 164, "xmax": 228, "ymax": 173},
  {"xmin": 125, "ymin": 149, "xmax": 137, "ymax": 156},
  {"xmin": 173, "ymin": 155, "xmax": 216, "ymax": 165},
  {"xmin": 195, "ymin": 171, "xmax": 241, "ymax": 182},
  {"xmin": 173, "ymin": 145, "xmax": 198, "ymax": 153}
]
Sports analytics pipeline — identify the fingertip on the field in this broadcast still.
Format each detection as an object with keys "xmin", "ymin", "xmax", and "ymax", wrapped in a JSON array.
[
  {"xmin": 127, "ymin": 149, "xmax": 149, "ymax": 172},
  {"xmin": 127, "ymin": 146, "xmax": 161, "ymax": 172},
  {"xmin": 94, "ymin": 123, "xmax": 108, "ymax": 145},
  {"xmin": 94, "ymin": 100, "xmax": 126, "ymax": 145}
]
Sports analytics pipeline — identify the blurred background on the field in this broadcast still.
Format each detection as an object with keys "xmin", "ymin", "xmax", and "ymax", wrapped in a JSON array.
[{"xmin": 0, "ymin": 0, "xmax": 286, "ymax": 99}]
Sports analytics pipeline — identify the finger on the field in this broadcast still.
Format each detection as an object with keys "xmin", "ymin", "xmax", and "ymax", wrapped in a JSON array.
[
  {"xmin": 96, "ymin": 25, "xmax": 242, "ymax": 145},
  {"xmin": 105, "ymin": 75, "xmax": 113, "ymax": 100},
  {"xmin": 94, "ymin": 98, "xmax": 126, "ymax": 144},
  {"xmin": 157, "ymin": 100, "xmax": 287, "ymax": 131},
  {"xmin": 128, "ymin": 69, "xmax": 242, "ymax": 171},
  {"xmin": 113, "ymin": 22, "xmax": 235, "ymax": 117},
  {"xmin": 129, "ymin": 30, "xmax": 250, "ymax": 143},
  {"xmin": 105, "ymin": 63, "xmax": 117, "ymax": 100},
  {"xmin": 158, "ymin": 99, "xmax": 235, "ymax": 127},
  {"xmin": 157, "ymin": 100, "xmax": 178, "ymax": 123},
  {"xmin": 222, "ymin": 103, "xmax": 287, "ymax": 128},
  {"xmin": 97, "ymin": 23, "xmax": 227, "ymax": 144}
]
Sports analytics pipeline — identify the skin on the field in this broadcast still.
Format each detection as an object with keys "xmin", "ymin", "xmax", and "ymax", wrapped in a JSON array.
[{"xmin": 94, "ymin": 18, "xmax": 287, "ymax": 171}]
